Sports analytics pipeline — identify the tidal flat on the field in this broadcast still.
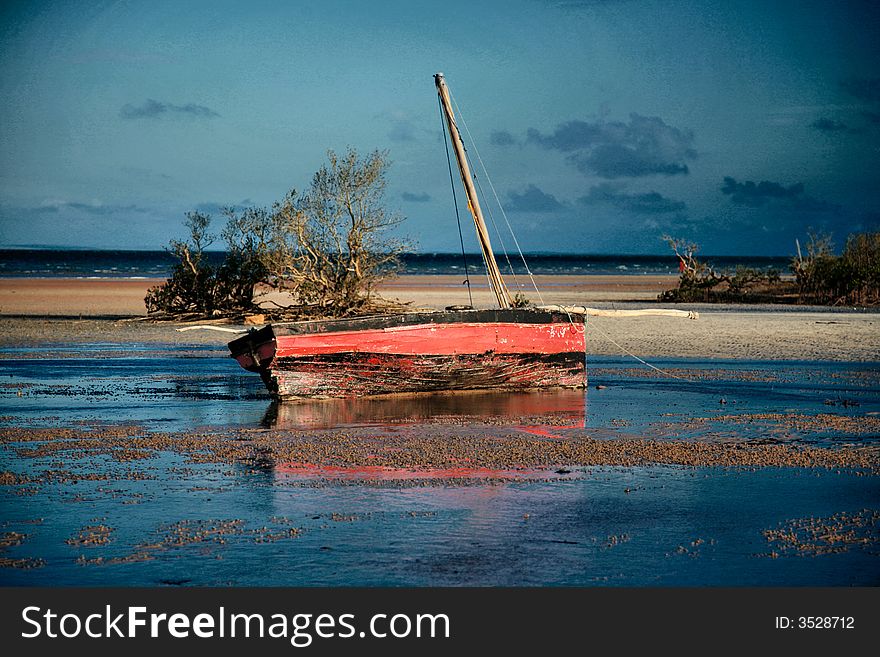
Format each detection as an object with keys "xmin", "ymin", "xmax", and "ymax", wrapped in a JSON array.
[{"xmin": 0, "ymin": 337, "xmax": 878, "ymax": 586}]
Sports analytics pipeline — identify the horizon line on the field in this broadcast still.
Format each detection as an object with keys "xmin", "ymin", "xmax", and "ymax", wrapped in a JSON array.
[{"xmin": 0, "ymin": 245, "xmax": 799, "ymax": 259}]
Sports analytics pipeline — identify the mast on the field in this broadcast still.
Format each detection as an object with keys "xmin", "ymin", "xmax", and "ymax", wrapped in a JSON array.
[{"xmin": 435, "ymin": 72, "xmax": 513, "ymax": 309}]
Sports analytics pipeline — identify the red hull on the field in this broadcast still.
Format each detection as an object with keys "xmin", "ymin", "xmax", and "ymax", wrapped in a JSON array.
[
  {"xmin": 229, "ymin": 310, "xmax": 586, "ymax": 400},
  {"xmin": 275, "ymin": 321, "xmax": 583, "ymax": 357}
]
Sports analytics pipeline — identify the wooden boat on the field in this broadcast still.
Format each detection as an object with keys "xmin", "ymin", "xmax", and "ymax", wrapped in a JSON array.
[
  {"xmin": 228, "ymin": 72, "xmax": 589, "ymax": 400},
  {"xmin": 228, "ymin": 308, "xmax": 585, "ymax": 400}
]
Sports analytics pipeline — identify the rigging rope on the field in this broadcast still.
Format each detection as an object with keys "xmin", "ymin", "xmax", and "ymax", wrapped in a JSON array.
[
  {"xmin": 437, "ymin": 94, "xmax": 473, "ymax": 307},
  {"xmin": 585, "ymin": 315, "xmax": 692, "ymax": 381},
  {"xmin": 439, "ymin": 95, "xmax": 498, "ymax": 301},
  {"xmin": 449, "ymin": 91, "xmax": 546, "ymax": 306},
  {"xmin": 449, "ymin": 95, "xmax": 520, "ymax": 290},
  {"xmin": 467, "ymin": 150, "xmax": 522, "ymax": 289}
]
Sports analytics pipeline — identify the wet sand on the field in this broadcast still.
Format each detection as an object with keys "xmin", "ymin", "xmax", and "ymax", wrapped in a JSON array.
[
  {"xmin": 1, "ymin": 311, "xmax": 877, "ymax": 362},
  {"xmin": 1, "ymin": 275, "xmax": 878, "ymax": 362},
  {"xmin": 0, "ymin": 278, "xmax": 155, "ymax": 317},
  {"xmin": 3, "ymin": 422, "xmax": 876, "ymax": 475}
]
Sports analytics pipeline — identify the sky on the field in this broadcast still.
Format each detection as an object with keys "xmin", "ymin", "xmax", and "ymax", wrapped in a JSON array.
[{"xmin": 0, "ymin": 0, "xmax": 878, "ymax": 255}]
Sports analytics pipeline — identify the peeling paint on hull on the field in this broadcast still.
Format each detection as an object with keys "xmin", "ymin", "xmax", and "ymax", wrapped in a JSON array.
[
  {"xmin": 270, "ymin": 351, "xmax": 585, "ymax": 399},
  {"xmin": 228, "ymin": 310, "xmax": 586, "ymax": 400}
]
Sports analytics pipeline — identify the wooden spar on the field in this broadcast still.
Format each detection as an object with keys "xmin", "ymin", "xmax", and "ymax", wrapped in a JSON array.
[
  {"xmin": 539, "ymin": 305, "xmax": 699, "ymax": 319},
  {"xmin": 435, "ymin": 72, "xmax": 513, "ymax": 309}
]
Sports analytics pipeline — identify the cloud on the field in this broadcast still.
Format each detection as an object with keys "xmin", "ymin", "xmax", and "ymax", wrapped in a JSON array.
[
  {"xmin": 66, "ymin": 202, "xmax": 139, "ymax": 215},
  {"xmin": 571, "ymin": 145, "xmax": 689, "ymax": 178},
  {"xmin": 402, "ymin": 191, "xmax": 430, "ymax": 202},
  {"xmin": 36, "ymin": 200, "xmax": 145, "ymax": 215},
  {"xmin": 119, "ymin": 99, "xmax": 220, "ymax": 119},
  {"xmin": 578, "ymin": 184, "xmax": 686, "ymax": 214},
  {"xmin": 120, "ymin": 166, "xmax": 173, "ymax": 181},
  {"xmin": 194, "ymin": 199, "xmax": 254, "ymax": 215},
  {"xmin": 810, "ymin": 118, "xmax": 859, "ymax": 134},
  {"xmin": 526, "ymin": 122, "xmax": 602, "ymax": 151},
  {"xmin": 379, "ymin": 110, "xmax": 422, "ymax": 142},
  {"xmin": 839, "ymin": 77, "xmax": 880, "ymax": 103},
  {"xmin": 388, "ymin": 123, "xmax": 416, "ymax": 142},
  {"xmin": 721, "ymin": 177, "xmax": 835, "ymax": 212},
  {"xmin": 721, "ymin": 177, "xmax": 802, "ymax": 206},
  {"xmin": 490, "ymin": 130, "xmax": 517, "ymax": 146},
  {"xmin": 526, "ymin": 114, "xmax": 696, "ymax": 178},
  {"xmin": 506, "ymin": 184, "xmax": 565, "ymax": 212}
]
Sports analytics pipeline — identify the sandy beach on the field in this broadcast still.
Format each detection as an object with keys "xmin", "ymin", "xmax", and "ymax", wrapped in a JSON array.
[
  {"xmin": 0, "ymin": 275, "xmax": 877, "ymax": 361},
  {"xmin": 0, "ymin": 274, "xmax": 679, "ymax": 316},
  {"xmin": 2, "ymin": 275, "xmax": 879, "ymax": 588}
]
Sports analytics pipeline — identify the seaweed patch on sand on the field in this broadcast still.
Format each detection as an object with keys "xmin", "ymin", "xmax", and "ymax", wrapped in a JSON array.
[
  {"xmin": 2, "ymin": 425, "xmax": 879, "ymax": 480},
  {"xmin": 762, "ymin": 509, "xmax": 880, "ymax": 557}
]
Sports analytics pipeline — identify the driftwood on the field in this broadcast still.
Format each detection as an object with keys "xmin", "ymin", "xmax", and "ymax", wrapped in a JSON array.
[
  {"xmin": 175, "ymin": 325, "xmax": 247, "ymax": 334},
  {"xmin": 538, "ymin": 305, "xmax": 699, "ymax": 320}
]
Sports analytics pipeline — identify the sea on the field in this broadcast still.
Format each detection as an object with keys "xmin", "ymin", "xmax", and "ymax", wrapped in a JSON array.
[
  {"xmin": 0, "ymin": 248, "xmax": 792, "ymax": 278},
  {"xmin": 1, "ymin": 347, "xmax": 878, "ymax": 586}
]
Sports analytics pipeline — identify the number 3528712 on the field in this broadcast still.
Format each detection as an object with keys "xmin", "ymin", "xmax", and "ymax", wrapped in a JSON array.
[{"xmin": 775, "ymin": 617, "xmax": 854, "ymax": 629}]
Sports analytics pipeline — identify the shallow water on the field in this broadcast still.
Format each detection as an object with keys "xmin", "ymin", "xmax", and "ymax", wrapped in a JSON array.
[{"xmin": 1, "ymin": 344, "xmax": 878, "ymax": 586}]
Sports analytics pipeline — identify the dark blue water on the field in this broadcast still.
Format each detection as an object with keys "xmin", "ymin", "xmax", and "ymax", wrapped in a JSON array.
[
  {"xmin": 0, "ymin": 248, "xmax": 792, "ymax": 278},
  {"xmin": 1, "ymin": 345, "xmax": 878, "ymax": 586},
  {"xmin": 2, "ymin": 465, "xmax": 876, "ymax": 586},
  {"xmin": 2, "ymin": 350, "xmax": 878, "ymax": 435}
]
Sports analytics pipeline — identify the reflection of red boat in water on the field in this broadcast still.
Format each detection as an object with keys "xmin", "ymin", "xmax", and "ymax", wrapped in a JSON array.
[
  {"xmin": 274, "ymin": 463, "xmax": 580, "ymax": 483},
  {"xmin": 261, "ymin": 387, "xmax": 586, "ymax": 429},
  {"xmin": 264, "ymin": 388, "xmax": 586, "ymax": 484}
]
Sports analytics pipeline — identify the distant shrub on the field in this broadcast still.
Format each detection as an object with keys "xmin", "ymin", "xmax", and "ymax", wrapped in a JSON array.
[
  {"xmin": 658, "ymin": 236, "xmax": 787, "ymax": 303},
  {"xmin": 661, "ymin": 232, "xmax": 880, "ymax": 306},
  {"xmin": 843, "ymin": 232, "xmax": 880, "ymax": 304},
  {"xmin": 793, "ymin": 232, "xmax": 880, "ymax": 305}
]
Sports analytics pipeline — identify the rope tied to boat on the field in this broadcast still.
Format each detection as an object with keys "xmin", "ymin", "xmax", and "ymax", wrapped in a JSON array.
[{"xmin": 585, "ymin": 318, "xmax": 692, "ymax": 381}]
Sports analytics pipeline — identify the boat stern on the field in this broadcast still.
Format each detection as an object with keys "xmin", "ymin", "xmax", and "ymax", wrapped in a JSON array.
[{"xmin": 228, "ymin": 325, "xmax": 277, "ymax": 373}]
